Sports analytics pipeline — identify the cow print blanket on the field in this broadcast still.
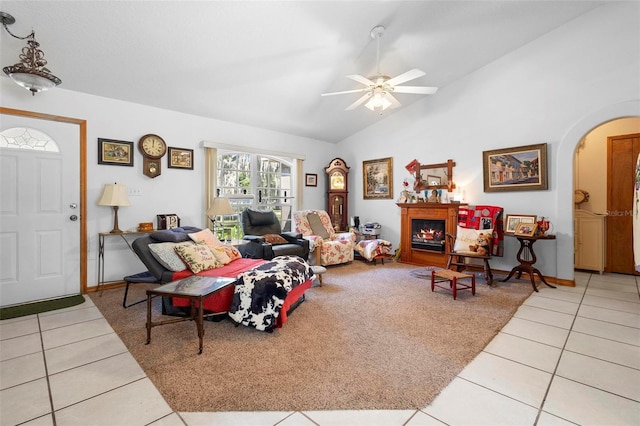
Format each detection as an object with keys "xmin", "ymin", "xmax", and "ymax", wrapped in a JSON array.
[{"xmin": 228, "ymin": 255, "xmax": 312, "ymax": 332}]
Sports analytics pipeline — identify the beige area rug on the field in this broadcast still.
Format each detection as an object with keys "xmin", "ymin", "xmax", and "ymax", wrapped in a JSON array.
[{"xmin": 90, "ymin": 261, "xmax": 532, "ymax": 412}]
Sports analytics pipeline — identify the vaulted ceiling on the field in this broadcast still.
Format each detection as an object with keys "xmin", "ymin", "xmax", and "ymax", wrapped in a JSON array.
[{"xmin": 0, "ymin": 1, "xmax": 604, "ymax": 143}]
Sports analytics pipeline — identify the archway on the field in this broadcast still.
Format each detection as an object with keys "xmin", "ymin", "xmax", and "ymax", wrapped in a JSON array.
[{"xmin": 556, "ymin": 100, "xmax": 640, "ymax": 280}]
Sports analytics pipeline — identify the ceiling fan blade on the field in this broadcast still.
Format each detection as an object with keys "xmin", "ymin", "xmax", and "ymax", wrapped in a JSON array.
[
  {"xmin": 346, "ymin": 93, "xmax": 372, "ymax": 110},
  {"xmin": 392, "ymin": 86, "xmax": 439, "ymax": 95},
  {"xmin": 386, "ymin": 68, "xmax": 426, "ymax": 87},
  {"xmin": 386, "ymin": 93, "xmax": 402, "ymax": 109},
  {"xmin": 321, "ymin": 88, "xmax": 368, "ymax": 97},
  {"xmin": 347, "ymin": 74, "xmax": 375, "ymax": 86}
]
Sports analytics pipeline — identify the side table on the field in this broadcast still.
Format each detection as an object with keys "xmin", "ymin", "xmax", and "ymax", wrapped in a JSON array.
[
  {"xmin": 502, "ymin": 234, "xmax": 557, "ymax": 292},
  {"xmin": 98, "ymin": 230, "xmax": 151, "ymax": 292}
]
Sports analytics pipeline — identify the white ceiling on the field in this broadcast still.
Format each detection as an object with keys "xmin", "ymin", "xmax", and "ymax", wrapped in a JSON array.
[{"xmin": 0, "ymin": 1, "xmax": 605, "ymax": 143}]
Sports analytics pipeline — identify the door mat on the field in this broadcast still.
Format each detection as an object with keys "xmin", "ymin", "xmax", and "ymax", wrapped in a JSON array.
[{"xmin": 0, "ymin": 295, "xmax": 86, "ymax": 320}]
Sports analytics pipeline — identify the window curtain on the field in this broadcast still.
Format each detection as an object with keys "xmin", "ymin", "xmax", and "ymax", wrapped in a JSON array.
[{"xmin": 205, "ymin": 147, "xmax": 217, "ymax": 229}]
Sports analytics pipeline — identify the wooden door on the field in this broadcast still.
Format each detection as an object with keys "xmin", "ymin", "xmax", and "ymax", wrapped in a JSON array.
[{"xmin": 607, "ymin": 133, "xmax": 640, "ymax": 274}]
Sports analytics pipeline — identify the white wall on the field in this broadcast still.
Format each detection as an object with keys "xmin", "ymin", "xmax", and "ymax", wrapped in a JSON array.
[
  {"xmin": 1, "ymin": 80, "xmax": 333, "ymax": 287},
  {"xmin": 339, "ymin": 1, "xmax": 640, "ymax": 280}
]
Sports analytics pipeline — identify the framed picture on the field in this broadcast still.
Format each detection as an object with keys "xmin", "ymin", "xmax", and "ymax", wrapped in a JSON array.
[
  {"xmin": 168, "ymin": 147, "xmax": 194, "ymax": 170},
  {"xmin": 363, "ymin": 157, "xmax": 393, "ymax": 199},
  {"xmin": 504, "ymin": 214, "xmax": 537, "ymax": 234},
  {"xmin": 514, "ymin": 222, "xmax": 538, "ymax": 237},
  {"xmin": 98, "ymin": 138, "xmax": 133, "ymax": 166},
  {"xmin": 305, "ymin": 173, "xmax": 317, "ymax": 187},
  {"xmin": 483, "ymin": 143, "xmax": 548, "ymax": 192}
]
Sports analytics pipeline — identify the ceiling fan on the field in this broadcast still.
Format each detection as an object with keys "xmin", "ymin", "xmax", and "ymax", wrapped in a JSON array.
[{"xmin": 321, "ymin": 25, "xmax": 438, "ymax": 113}]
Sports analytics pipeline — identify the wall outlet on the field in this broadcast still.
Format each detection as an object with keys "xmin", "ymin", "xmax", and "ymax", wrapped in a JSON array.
[{"xmin": 128, "ymin": 188, "xmax": 142, "ymax": 196}]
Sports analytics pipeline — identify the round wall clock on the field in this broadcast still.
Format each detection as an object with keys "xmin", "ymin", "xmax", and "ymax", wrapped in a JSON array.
[{"xmin": 138, "ymin": 134, "xmax": 167, "ymax": 178}]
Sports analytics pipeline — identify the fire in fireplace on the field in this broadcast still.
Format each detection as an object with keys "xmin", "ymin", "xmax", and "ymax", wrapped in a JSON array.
[{"xmin": 411, "ymin": 218, "xmax": 446, "ymax": 252}]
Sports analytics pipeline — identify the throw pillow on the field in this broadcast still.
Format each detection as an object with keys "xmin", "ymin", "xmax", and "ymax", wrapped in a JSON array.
[
  {"xmin": 453, "ymin": 226, "xmax": 493, "ymax": 254},
  {"xmin": 263, "ymin": 234, "xmax": 288, "ymax": 245},
  {"xmin": 218, "ymin": 244, "xmax": 242, "ymax": 261},
  {"xmin": 174, "ymin": 242, "xmax": 220, "ymax": 274},
  {"xmin": 211, "ymin": 246, "xmax": 232, "ymax": 265},
  {"xmin": 148, "ymin": 242, "xmax": 189, "ymax": 272},
  {"xmin": 306, "ymin": 212, "xmax": 331, "ymax": 239},
  {"xmin": 188, "ymin": 228, "xmax": 223, "ymax": 249}
]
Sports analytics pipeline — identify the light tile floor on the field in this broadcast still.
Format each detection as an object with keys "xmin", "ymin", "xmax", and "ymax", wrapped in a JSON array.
[{"xmin": 1, "ymin": 271, "xmax": 638, "ymax": 425}]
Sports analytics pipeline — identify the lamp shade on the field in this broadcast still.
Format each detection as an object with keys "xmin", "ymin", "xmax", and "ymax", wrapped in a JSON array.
[
  {"xmin": 207, "ymin": 197, "xmax": 234, "ymax": 217},
  {"xmin": 98, "ymin": 183, "xmax": 131, "ymax": 207}
]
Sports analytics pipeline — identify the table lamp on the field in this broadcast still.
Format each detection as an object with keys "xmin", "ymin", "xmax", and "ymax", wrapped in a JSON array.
[
  {"xmin": 206, "ymin": 197, "xmax": 234, "ymax": 238},
  {"xmin": 98, "ymin": 183, "xmax": 131, "ymax": 233}
]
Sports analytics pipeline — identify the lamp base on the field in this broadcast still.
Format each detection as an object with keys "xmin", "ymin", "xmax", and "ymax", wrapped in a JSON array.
[{"xmin": 109, "ymin": 206, "xmax": 123, "ymax": 234}]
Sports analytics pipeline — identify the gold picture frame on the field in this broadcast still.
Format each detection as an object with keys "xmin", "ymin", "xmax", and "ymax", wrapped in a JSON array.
[
  {"xmin": 483, "ymin": 143, "xmax": 548, "ymax": 192},
  {"xmin": 168, "ymin": 147, "xmax": 194, "ymax": 170},
  {"xmin": 98, "ymin": 138, "xmax": 133, "ymax": 166},
  {"xmin": 363, "ymin": 157, "xmax": 393, "ymax": 199},
  {"xmin": 504, "ymin": 214, "xmax": 537, "ymax": 234},
  {"xmin": 514, "ymin": 222, "xmax": 537, "ymax": 237}
]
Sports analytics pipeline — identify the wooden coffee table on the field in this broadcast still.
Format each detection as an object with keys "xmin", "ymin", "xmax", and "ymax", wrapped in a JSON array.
[{"xmin": 146, "ymin": 276, "xmax": 236, "ymax": 354}]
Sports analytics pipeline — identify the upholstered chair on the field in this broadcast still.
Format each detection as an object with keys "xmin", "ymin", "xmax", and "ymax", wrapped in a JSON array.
[
  {"xmin": 293, "ymin": 210, "xmax": 356, "ymax": 266},
  {"xmin": 240, "ymin": 208, "xmax": 310, "ymax": 260}
]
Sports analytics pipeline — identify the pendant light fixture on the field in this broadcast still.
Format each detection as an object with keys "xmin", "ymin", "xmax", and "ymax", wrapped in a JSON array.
[{"xmin": 1, "ymin": 11, "xmax": 61, "ymax": 95}]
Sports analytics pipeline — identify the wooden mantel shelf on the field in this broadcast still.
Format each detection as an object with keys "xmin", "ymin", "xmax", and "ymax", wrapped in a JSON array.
[{"xmin": 397, "ymin": 202, "xmax": 467, "ymax": 268}]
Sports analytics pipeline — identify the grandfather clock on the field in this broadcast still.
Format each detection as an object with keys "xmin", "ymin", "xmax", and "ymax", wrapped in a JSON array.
[{"xmin": 325, "ymin": 158, "xmax": 349, "ymax": 232}]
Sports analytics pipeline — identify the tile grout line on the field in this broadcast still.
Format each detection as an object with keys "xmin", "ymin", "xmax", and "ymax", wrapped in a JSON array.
[
  {"xmin": 37, "ymin": 313, "xmax": 58, "ymax": 426},
  {"xmin": 532, "ymin": 274, "xmax": 594, "ymax": 425}
]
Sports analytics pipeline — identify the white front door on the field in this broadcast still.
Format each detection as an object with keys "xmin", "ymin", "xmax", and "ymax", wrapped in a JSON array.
[{"xmin": 0, "ymin": 115, "xmax": 81, "ymax": 306}]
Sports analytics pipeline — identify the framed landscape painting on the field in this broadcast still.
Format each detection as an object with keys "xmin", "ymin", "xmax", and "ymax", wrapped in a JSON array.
[
  {"xmin": 363, "ymin": 157, "xmax": 393, "ymax": 199},
  {"xmin": 98, "ymin": 138, "xmax": 133, "ymax": 166},
  {"xmin": 483, "ymin": 143, "xmax": 548, "ymax": 192}
]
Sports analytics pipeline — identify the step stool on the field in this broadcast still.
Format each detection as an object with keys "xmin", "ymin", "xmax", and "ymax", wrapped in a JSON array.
[{"xmin": 431, "ymin": 269, "xmax": 475, "ymax": 300}]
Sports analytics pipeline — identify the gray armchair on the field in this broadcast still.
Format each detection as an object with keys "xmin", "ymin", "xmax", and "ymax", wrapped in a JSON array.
[{"xmin": 240, "ymin": 208, "xmax": 310, "ymax": 261}]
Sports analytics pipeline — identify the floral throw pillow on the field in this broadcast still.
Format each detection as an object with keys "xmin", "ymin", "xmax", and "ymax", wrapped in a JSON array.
[{"xmin": 174, "ymin": 242, "xmax": 220, "ymax": 273}]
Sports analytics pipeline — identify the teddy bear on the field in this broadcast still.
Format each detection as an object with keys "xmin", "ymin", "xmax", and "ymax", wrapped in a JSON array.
[{"xmin": 468, "ymin": 232, "xmax": 491, "ymax": 256}]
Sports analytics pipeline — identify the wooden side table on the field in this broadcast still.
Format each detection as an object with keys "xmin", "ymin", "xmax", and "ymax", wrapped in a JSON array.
[{"xmin": 502, "ymin": 234, "xmax": 557, "ymax": 292}]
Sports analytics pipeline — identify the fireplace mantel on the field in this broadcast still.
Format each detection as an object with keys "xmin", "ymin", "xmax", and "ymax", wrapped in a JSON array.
[{"xmin": 397, "ymin": 202, "xmax": 466, "ymax": 267}]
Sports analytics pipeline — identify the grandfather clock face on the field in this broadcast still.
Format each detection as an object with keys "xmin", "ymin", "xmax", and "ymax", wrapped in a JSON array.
[{"xmin": 330, "ymin": 171, "xmax": 345, "ymax": 190}]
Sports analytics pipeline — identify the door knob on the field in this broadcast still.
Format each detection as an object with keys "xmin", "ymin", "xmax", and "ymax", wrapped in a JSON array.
[{"xmin": 70, "ymin": 215, "xmax": 78, "ymax": 221}]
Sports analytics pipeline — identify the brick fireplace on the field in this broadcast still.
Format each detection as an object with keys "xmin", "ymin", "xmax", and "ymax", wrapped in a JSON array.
[{"xmin": 397, "ymin": 202, "xmax": 465, "ymax": 268}]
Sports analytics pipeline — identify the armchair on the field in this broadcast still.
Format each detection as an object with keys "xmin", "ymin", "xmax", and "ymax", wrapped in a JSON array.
[
  {"xmin": 293, "ymin": 209, "xmax": 356, "ymax": 266},
  {"xmin": 240, "ymin": 208, "xmax": 310, "ymax": 261}
]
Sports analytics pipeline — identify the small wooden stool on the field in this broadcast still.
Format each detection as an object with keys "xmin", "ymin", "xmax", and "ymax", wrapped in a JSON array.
[{"xmin": 431, "ymin": 269, "xmax": 475, "ymax": 300}]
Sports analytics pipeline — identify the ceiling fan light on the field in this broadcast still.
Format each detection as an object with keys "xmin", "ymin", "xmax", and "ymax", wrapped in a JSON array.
[{"xmin": 365, "ymin": 92, "xmax": 391, "ymax": 111}]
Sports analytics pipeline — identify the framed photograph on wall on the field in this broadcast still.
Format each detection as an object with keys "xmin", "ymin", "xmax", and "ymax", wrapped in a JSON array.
[
  {"xmin": 305, "ymin": 173, "xmax": 317, "ymax": 187},
  {"xmin": 98, "ymin": 138, "xmax": 133, "ymax": 166},
  {"xmin": 483, "ymin": 143, "xmax": 548, "ymax": 192},
  {"xmin": 514, "ymin": 222, "xmax": 538, "ymax": 237},
  {"xmin": 504, "ymin": 214, "xmax": 537, "ymax": 234},
  {"xmin": 168, "ymin": 147, "xmax": 194, "ymax": 170},
  {"xmin": 363, "ymin": 157, "xmax": 393, "ymax": 199}
]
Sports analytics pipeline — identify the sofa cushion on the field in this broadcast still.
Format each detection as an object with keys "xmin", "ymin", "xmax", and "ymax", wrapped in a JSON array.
[
  {"xmin": 174, "ymin": 242, "xmax": 220, "ymax": 274},
  {"xmin": 307, "ymin": 212, "xmax": 331, "ymax": 239},
  {"xmin": 263, "ymin": 234, "xmax": 288, "ymax": 245},
  {"xmin": 148, "ymin": 242, "xmax": 189, "ymax": 272}
]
